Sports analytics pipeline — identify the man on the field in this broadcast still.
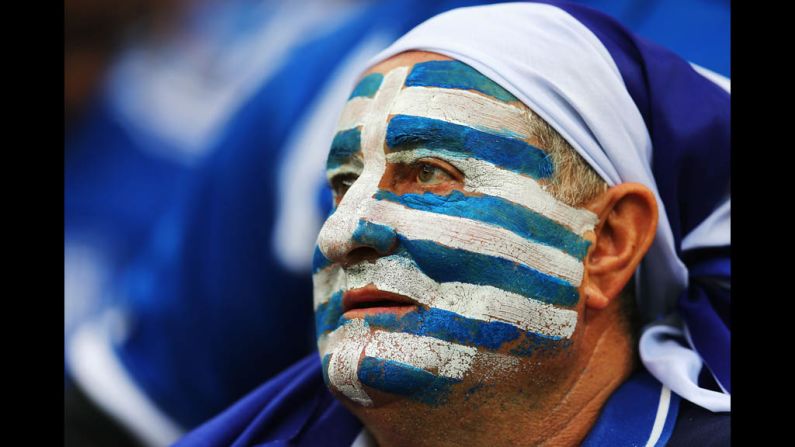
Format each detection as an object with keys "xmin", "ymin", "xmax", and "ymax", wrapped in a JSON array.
[{"xmin": 177, "ymin": 2, "xmax": 730, "ymax": 446}]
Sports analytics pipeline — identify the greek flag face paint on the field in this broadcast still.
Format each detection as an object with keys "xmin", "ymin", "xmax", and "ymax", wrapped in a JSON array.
[{"xmin": 313, "ymin": 54, "xmax": 598, "ymax": 408}]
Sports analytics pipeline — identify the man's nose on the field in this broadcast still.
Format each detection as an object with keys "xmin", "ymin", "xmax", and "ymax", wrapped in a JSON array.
[{"xmin": 317, "ymin": 207, "xmax": 398, "ymax": 266}]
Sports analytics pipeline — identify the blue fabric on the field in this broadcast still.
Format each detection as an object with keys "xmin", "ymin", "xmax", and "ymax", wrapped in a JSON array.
[
  {"xmin": 679, "ymin": 284, "xmax": 731, "ymax": 393},
  {"xmin": 666, "ymin": 398, "xmax": 731, "ymax": 446},
  {"xmin": 176, "ymin": 354, "xmax": 691, "ymax": 446},
  {"xmin": 540, "ymin": 0, "xmax": 731, "ymax": 396},
  {"xmin": 573, "ymin": 0, "xmax": 730, "ymax": 77},
  {"xmin": 173, "ymin": 354, "xmax": 362, "ymax": 447},
  {"xmin": 582, "ymin": 370, "xmax": 680, "ymax": 446},
  {"xmin": 65, "ymin": 97, "xmax": 190, "ymax": 270}
]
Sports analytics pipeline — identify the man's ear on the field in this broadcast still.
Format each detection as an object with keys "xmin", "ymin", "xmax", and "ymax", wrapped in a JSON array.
[{"xmin": 582, "ymin": 183, "xmax": 658, "ymax": 310}]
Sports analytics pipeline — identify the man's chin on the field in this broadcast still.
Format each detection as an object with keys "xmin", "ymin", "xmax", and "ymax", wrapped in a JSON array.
[{"xmin": 319, "ymin": 324, "xmax": 474, "ymax": 409}]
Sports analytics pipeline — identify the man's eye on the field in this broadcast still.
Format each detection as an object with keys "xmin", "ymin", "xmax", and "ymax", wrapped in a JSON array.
[
  {"xmin": 416, "ymin": 162, "xmax": 454, "ymax": 185},
  {"xmin": 330, "ymin": 174, "xmax": 358, "ymax": 200}
]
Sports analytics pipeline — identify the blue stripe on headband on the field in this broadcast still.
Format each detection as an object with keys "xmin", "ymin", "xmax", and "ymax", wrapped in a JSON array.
[
  {"xmin": 349, "ymin": 73, "xmax": 384, "ymax": 99},
  {"xmin": 406, "ymin": 60, "xmax": 517, "ymax": 102},
  {"xmin": 402, "ymin": 238, "xmax": 580, "ymax": 306},
  {"xmin": 328, "ymin": 128, "xmax": 361, "ymax": 169},
  {"xmin": 374, "ymin": 190, "xmax": 590, "ymax": 260},
  {"xmin": 386, "ymin": 115, "xmax": 553, "ymax": 179},
  {"xmin": 358, "ymin": 356, "xmax": 460, "ymax": 405}
]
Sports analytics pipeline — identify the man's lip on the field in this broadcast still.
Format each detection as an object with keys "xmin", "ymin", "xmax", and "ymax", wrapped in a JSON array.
[{"xmin": 342, "ymin": 287, "xmax": 418, "ymax": 315}]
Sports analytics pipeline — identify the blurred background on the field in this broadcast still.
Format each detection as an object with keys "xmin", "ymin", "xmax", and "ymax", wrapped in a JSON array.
[{"xmin": 64, "ymin": 1, "xmax": 730, "ymax": 446}]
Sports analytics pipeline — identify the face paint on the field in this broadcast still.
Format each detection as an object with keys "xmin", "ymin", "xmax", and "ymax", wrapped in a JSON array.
[
  {"xmin": 314, "ymin": 58, "xmax": 598, "ymax": 407},
  {"xmin": 405, "ymin": 60, "xmax": 518, "ymax": 102}
]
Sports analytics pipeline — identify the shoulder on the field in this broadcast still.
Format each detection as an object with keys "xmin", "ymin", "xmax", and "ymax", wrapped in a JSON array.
[
  {"xmin": 583, "ymin": 369, "xmax": 730, "ymax": 446},
  {"xmin": 175, "ymin": 353, "xmax": 362, "ymax": 447}
]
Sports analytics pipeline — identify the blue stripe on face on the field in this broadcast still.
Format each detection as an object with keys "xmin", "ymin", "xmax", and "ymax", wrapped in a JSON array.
[
  {"xmin": 349, "ymin": 73, "xmax": 383, "ymax": 99},
  {"xmin": 386, "ymin": 115, "xmax": 553, "ymax": 179},
  {"xmin": 352, "ymin": 220, "xmax": 397, "ymax": 254},
  {"xmin": 327, "ymin": 128, "xmax": 361, "ymax": 169},
  {"xmin": 401, "ymin": 239, "xmax": 580, "ymax": 306},
  {"xmin": 374, "ymin": 190, "xmax": 590, "ymax": 260},
  {"xmin": 405, "ymin": 60, "xmax": 517, "ymax": 102},
  {"xmin": 342, "ymin": 307, "xmax": 562, "ymax": 356},
  {"xmin": 315, "ymin": 290, "xmax": 343, "ymax": 335},
  {"xmin": 358, "ymin": 356, "xmax": 460, "ymax": 405},
  {"xmin": 312, "ymin": 246, "xmax": 332, "ymax": 273}
]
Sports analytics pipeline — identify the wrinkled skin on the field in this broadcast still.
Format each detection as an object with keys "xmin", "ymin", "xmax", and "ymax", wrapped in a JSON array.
[{"xmin": 313, "ymin": 51, "xmax": 658, "ymax": 447}]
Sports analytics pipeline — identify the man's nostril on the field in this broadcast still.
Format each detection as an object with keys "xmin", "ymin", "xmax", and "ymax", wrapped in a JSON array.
[
  {"xmin": 351, "ymin": 220, "xmax": 398, "ymax": 255},
  {"xmin": 344, "ymin": 247, "xmax": 383, "ymax": 266}
]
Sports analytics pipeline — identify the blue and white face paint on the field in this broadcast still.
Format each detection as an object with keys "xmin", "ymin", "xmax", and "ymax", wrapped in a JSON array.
[{"xmin": 313, "ymin": 57, "xmax": 598, "ymax": 407}]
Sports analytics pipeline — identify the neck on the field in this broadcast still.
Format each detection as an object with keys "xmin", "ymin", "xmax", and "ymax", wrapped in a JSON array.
[{"xmin": 346, "ymin": 309, "xmax": 635, "ymax": 447}]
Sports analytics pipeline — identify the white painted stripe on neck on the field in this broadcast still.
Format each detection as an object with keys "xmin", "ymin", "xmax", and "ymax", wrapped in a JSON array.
[{"xmin": 365, "ymin": 199, "xmax": 584, "ymax": 286}]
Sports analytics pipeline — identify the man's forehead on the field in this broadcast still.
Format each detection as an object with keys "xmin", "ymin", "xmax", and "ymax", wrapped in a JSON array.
[
  {"xmin": 363, "ymin": 51, "xmax": 454, "ymax": 77},
  {"xmin": 331, "ymin": 50, "xmax": 544, "ymax": 166}
]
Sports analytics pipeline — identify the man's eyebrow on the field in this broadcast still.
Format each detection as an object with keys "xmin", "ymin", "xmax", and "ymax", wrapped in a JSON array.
[
  {"xmin": 327, "ymin": 127, "xmax": 361, "ymax": 169},
  {"xmin": 385, "ymin": 115, "xmax": 553, "ymax": 179},
  {"xmin": 349, "ymin": 73, "xmax": 384, "ymax": 99},
  {"xmin": 405, "ymin": 60, "xmax": 517, "ymax": 102}
]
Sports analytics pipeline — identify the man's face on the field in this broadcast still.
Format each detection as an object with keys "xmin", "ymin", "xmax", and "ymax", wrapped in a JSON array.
[{"xmin": 312, "ymin": 52, "xmax": 598, "ymax": 408}]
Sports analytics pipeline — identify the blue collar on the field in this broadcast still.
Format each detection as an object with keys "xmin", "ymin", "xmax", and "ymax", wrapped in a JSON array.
[{"xmin": 581, "ymin": 369, "xmax": 681, "ymax": 446}]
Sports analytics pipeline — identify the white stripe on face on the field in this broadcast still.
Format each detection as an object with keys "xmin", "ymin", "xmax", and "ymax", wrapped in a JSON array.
[
  {"xmin": 391, "ymin": 86, "xmax": 533, "ymax": 139},
  {"xmin": 322, "ymin": 324, "xmax": 519, "ymax": 384},
  {"xmin": 364, "ymin": 200, "xmax": 584, "ymax": 286},
  {"xmin": 366, "ymin": 331, "xmax": 477, "ymax": 380},
  {"xmin": 319, "ymin": 67, "xmax": 409, "ymax": 405},
  {"xmin": 337, "ymin": 96, "xmax": 370, "ymax": 131},
  {"xmin": 317, "ymin": 67, "xmax": 409, "ymax": 261},
  {"xmin": 313, "ymin": 263, "xmax": 344, "ymax": 309},
  {"xmin": 314, "ymin": 255, "xmax": 578, "ymax": 338},
  {"xmin": 316, "ymin": 62, "xmax": 597, "ymax": 406},
  {"xmin": 386, "ymin": 150, "xmax": 598, "ymax": 235},
  {"xmin": 325, "ymin": 318, "xmax": 373, "ymax": 406}
]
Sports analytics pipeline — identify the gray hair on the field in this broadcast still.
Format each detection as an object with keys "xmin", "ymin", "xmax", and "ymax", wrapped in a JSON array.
[{"xmin": 525, "ymin": 108, "xmax": 639, "ymax": 339}]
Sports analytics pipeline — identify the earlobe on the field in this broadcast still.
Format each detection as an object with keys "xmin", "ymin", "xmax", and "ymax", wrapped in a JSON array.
[
  {"xmin": 582, "ymin": 183, "xmax": 657, "ymax": 311},
  {"xmin": 584, "ymin": 284, "xmax": 610, "ymax": 310}
]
